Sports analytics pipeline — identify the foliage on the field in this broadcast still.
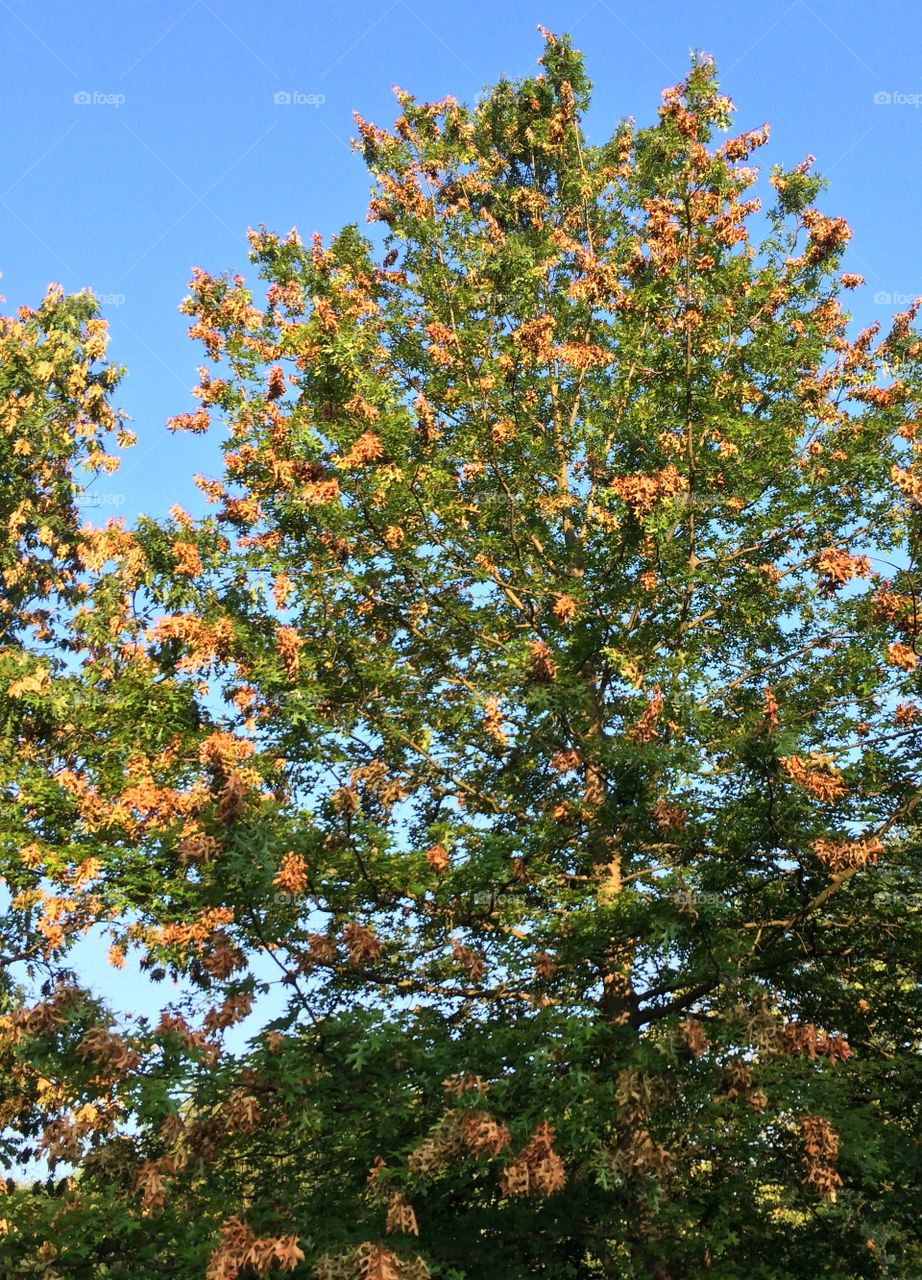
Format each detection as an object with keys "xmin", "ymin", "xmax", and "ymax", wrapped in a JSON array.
[{"xmin": 2, "ymin": 30, "xmax": 921, "ymax": 1278}]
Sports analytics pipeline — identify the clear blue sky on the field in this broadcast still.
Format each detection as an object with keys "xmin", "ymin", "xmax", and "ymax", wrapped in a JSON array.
[
  {"xmin": 3, "ymin": 0, "xmax": 921, "ymax": 1054},
  {"xmin": 3, "ymin": 0, "xmax": 921, "ymax": 521}
]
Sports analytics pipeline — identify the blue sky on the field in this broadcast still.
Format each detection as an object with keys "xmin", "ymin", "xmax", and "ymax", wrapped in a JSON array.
[
  {"xmin": 3, "ymin": 0, "xmax": 921, "ymax": 522},
  {"xmin": 3, "ymin": 0, "xmax": 921, "ymax": 1062}
]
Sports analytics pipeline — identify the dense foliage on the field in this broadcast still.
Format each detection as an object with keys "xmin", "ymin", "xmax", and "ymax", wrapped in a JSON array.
[{"xmin": 2, "ymin": 30, "xmax": 921, "ymax": 1278}]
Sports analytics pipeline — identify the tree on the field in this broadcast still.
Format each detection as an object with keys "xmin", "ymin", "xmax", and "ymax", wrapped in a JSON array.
[{"xmin": 2, "ymin": 28, "xmax": 921, "ymax": 1279}]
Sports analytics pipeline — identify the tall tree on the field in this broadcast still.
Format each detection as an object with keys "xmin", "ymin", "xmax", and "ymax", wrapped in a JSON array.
[{"xmin": 2, "ymin": 30, "xmax": 921, "ymax": 1279}]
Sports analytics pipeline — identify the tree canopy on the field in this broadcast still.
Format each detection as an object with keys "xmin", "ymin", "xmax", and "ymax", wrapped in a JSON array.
[{"xmin": 1, "ymin": 28, "xmax": 921, "ymax": 1280}]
